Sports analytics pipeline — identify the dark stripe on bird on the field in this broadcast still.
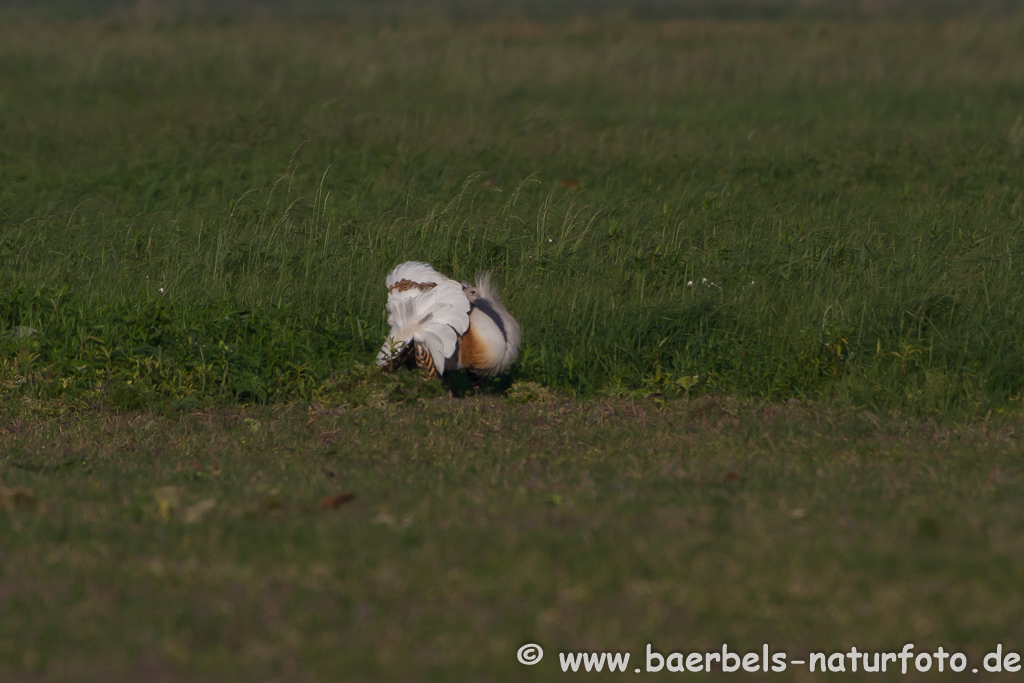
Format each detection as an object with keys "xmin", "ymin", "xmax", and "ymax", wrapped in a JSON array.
[{"xmin": 471, "ymin": 299, "xmax": 507, "ymax": 342}]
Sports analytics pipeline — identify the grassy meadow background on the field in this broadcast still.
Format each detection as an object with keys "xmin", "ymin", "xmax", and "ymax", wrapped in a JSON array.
[
  {"xmin": 3, "ymin": 0, "xmax": 1024, "ymax": 412},
  {"xmin": 4, "ymin": 1, "xmax": 1024, "ymax": 681}
]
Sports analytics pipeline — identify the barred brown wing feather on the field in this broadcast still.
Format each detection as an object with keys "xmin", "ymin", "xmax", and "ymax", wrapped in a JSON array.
[{"xmin": 413, "ymin": 342, "xmax": 439, "ymax": 378}]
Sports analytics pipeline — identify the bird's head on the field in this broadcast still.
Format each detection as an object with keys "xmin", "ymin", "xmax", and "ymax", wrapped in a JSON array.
[{"xmin": 461, "ymin": 281, "xmax": 480, "ymax": 301}]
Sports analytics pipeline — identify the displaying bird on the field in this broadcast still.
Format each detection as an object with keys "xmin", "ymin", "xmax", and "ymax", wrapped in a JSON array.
[{"xmin": 377, "ymin": 261, "xmax": 521, "ymax": 382}]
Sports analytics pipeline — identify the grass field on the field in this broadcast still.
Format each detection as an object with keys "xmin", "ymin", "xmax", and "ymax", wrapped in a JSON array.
[{"xmin": 3, "ymin": 2, "xmax": 1024, "ymax": 680}]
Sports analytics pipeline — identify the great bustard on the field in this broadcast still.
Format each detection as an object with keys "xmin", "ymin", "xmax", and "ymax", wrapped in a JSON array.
[{"xmin": 376, "ymin": 261, "xmax": 521, "ymax": 382}]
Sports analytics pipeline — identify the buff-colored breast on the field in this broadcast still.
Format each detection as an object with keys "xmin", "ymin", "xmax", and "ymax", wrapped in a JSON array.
[{"xmin": 458, "ymin": 325, "xmax": 488, "ymax": 369}]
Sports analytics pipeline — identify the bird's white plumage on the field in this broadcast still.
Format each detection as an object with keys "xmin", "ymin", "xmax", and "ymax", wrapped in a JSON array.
[
  {"xmin": 377, "ymin": 262, "xmax": 471, "ymax": 372},
  {"xmin": 385, "ymin": 261, "xmax": 450, "ymax": 291}
]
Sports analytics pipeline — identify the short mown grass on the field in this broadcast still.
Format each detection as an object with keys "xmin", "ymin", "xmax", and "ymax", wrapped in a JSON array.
[{"xmin": 4, "ymin": 396, "xmax": 1024, "ymax": 681}]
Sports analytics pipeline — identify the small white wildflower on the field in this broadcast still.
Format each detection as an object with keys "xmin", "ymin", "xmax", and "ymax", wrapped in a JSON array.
[
  {"xmin": 687, "ymin": 280, "xmax": 693, "ymax": 286},
  {"xmin": 751, "ymin": 279, "xmax": 755, "ymax": 284},
  {"xmin": 701, "ymin": 277, "xmax": 707, "ymax": 284},
  {"xmin": 158, "ymin": 287, "xmax": 165, "ymax": 294},
  {"xmin": 548, "ymin": 238, "xmax": 553, "ymax": 243}
]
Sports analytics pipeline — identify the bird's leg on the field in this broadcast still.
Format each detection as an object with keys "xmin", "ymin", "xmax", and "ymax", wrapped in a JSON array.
[
  {"xmin": 468, "ymin": 370, "xmax": 483, "ymax": 394},
  {"xmin": 443, "ymin": 373, "xmax": 454, "ymax": 403}
]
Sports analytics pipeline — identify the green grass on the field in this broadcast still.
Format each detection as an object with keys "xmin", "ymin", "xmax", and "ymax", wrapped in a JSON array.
[
  {"xmin": 3, "ymin": 12, "xmax": 1024, "ymax": 413},
  {"xmin": 4, "ymin": 6, "xmax": 1024, "ymax": 681},
  {"xmin": 4, "ymin": 398, "xmax": 1024, "ymax": 681}
]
